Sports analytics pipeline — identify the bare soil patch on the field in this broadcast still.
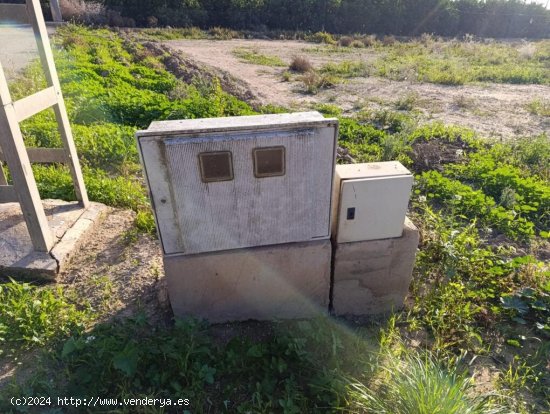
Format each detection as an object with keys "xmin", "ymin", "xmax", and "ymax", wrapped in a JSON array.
[
  {"xmin": 58, "ymin": 208, "xmax": 170, "ymax": 324},
  {"xmin": 165, "ymin": 38, "xmax": 549, "ymax": 139}
]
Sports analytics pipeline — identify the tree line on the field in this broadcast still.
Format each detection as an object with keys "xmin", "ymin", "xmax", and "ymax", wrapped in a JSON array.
[{"xmin": 94, "ymin": 0, "xmax": 549, "ymax": 38}]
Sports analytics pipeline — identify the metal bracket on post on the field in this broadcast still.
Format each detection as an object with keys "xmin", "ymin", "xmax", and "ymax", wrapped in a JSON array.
[{"xmin": 0, "ymin": 0, "xmax": 88, "ymax": 252}]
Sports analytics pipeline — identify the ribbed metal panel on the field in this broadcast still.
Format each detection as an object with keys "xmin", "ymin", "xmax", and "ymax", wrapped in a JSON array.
[{"xmin": 163, "ymin": 128, "xmax": 334, "ymax": 254}]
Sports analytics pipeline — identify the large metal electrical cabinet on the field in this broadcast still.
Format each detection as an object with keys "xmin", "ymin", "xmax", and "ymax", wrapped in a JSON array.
[{"xmin": 137, "ymin": 112, "xmax": 338, "ymax": 255}]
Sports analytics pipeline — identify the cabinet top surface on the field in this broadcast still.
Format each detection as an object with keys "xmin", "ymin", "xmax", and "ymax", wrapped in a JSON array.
[
  {"xmin": 136, "ymin": 112, "xmax": 337, "ymax": 138},
  {"xmin": 336, "ymin": 161, "xmax": 411, "ymax": 180}
]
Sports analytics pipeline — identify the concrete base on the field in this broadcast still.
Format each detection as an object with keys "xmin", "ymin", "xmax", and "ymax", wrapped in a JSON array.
[
  {"xmin": 0, "ymin": 200, "xmax": 107, "ymax": 280},
  {"xmin": 332, "ymin": 217, "xmax": 419, "ymax": 316},
  {"xmin": 164, "ymin": 240, "xmax": 331, "ymax": 323}
]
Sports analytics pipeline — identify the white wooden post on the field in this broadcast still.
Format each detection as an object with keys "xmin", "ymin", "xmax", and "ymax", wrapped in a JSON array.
[
  {"xmin": 49, "ymin": 0, "xmax": 62, "ymax": 22},
  {"xmin": 0, "ymin": 0, "xmax": 89, "ymax": 252},
  {"xmin": 26, "ymin": 0, "xmax": 89, "ymax": 207},
  {"xmin": 0, "ymin": 62, "xmax": 54, "ymax": 252}
]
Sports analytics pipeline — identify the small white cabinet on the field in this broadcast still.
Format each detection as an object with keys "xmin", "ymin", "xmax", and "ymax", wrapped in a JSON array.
[{"xmin": 332, "ymin": 162, "xmax": 413, "ymax": 243}]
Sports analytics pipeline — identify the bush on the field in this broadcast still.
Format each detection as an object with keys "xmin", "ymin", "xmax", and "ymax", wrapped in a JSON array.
[
  {"xmin": 307, "ymin": 31, "xmax": 336, "ymax": 45},
  {"xmin": 360, "ymin": 34, "xmax": 378, "ymax": 47},
  {"xmin": 60, "ymin": 0, "xmax": 107, "ymax": 25},
  {"xmin": 338, "ymin": 36, "xmax": 353, "ymax": 47},
  {"xmin": 300, "ymin": 71, "xmax": 336, "ymax": 94},
  {"xmin": 289, "ymin": 55, "xmax": 313, "ymax": 73},
  {"xmin": 382, "ymin": 35, "xmax": 397, "ymax": 45},
  {"xmin": 350, "ymin": 39, "xmax": 365, "ymax": 48},
  {"xmin": 394, "ymin": 92, "xmax": 419, "ymax": 111},
  {"xmin": 209, "ymin": 26, "xmax": 240, "ymax": 40}
]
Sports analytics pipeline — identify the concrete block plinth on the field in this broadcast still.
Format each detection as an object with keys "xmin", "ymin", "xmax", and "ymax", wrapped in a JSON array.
[
  {"xmin": 164, "ymin": 240, "xmax": 331, "ymax": 323},
  {"xmin": 0, "ymin": 200, "xmax": 108, "ymax": 280},
  {"xmin": 332, "ymin": 217, "xmax": 419, "ymax": 316}
]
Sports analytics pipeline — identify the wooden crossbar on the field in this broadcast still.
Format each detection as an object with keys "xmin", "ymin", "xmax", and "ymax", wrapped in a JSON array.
[
  {"xmin": 0, "ymin": 147, "xmax": 66, "ymax": 164},
  {"xmin": 13, "ymin": 86, "xmax": 58, "ymax": 122},
  {"xmin": 0, "ymin": 185, "xmax": 18, "ymax": 203}
]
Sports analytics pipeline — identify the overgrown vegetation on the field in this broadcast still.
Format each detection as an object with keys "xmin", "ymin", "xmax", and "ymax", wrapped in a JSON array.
[
  {"xmin": 8, "ymin": 25, "xmax": 254, "ymax": 230},
  {"xmin": 1, "ymin": 25, "xmax": 549, "ymax": 413},
  {"xmin": 374, "ymin": 39, "xmax": 550, "ymax": 85},
  {"xmin": 0, "ymin": 279, "xmax": 89, "ymax": 358},
  {"xmin": 82, "ymin": 0, "xmax": 549, "ymax": 38},
  {"xmin": 305, "ymin": 37, "xmax": 550, "ymax": 85}
]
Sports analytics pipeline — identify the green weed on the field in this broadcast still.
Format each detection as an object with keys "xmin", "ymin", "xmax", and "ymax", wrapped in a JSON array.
[
  {"xmin": 232, "ymin": 48, "xmax": 286, "ymax": 67},
  {"xmin": 527, "ymin": 99, "xmax": 550, "ymax": 117},
  {"xmin": 321, "ymin": 60, "xmax": 369, "ymax": 78},
  {"xmin": 394, "ymin": 92, "xmax": 419, "ymax": 111},
  {"xmin": 0, "ymin": 280, "xmax": 89, "ymax": 357}
]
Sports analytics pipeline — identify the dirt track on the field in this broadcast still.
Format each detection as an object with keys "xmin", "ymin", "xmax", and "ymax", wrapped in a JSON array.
[
  {"xmin": 166, "ymin": 38, "xmax": 549, "ymax": 139},
  {"xmin": 0, "ymin": 25, "xmax": 56, "ymax": 79}
]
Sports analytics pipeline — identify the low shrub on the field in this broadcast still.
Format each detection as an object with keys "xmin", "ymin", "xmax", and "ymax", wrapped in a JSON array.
[
  {"xmin": 394, "ymin": 91, "xmax": 419, "ymax": 111},
  {"xmin": 209, "ymin": 26, "xmax": 240, "ymax": 40},
  {"xmin": 350, "ymin": 39, "xmax": 365, "ymax": 48},
  {"xmin": 360, "ymin": 34, "xmax": 377, "ymax": 47},
  {"xmin": 300, "ymin": 71, "xmax": 336, "ymax": 94},
  {"xmin": 60, "ymin": 0, "xmax": 107, "ymax": 25},
  {"xmin": 338, "ymin": 36, "xmax": 353, "ymax": 47},
  {"xmin": 381, "ymin": 35, "xmax": 397, "ymax": 45},
  {"xmin": 527, "ymin": 99, "xmax": 550, "ymax": 117},
  {"xmin": 307, "ymin": 31, "xmax": 336, "ymax": 45},
  {"xmin": 290, "ymin": 55, "xmax": 313, "ymax": 73}
]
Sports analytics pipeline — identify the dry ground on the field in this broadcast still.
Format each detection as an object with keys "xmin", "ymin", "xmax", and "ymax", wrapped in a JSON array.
[
  {"xmin": 58, "ymin": 209, "xmax": 170, "ymax": 324},
  {"xmin": 165, "ymin": 38, "xmax": 549, "ymax": 139},
  {"xmin": 0, "ymin": 25, "xmax": 56, "ymax": 79}
]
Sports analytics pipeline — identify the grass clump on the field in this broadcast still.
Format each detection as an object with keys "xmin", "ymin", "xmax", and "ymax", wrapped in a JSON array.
[
  {"xmin": 1, "ymin": 317, "xmax": 373, "ymax": 412},
  {"xmin": 289, "ymin": 55, "xmax": 313, "ymax": 73},
  {"xmin": 394, "ymin": 91, "xmax": 419, "ymax": 111},
  {"xmin": 321, "ymin": 60, "xmax": 369, "ymax": 78},
  {"xmin": 347, "ymin": 350, "xmax": 505, "ymax": 414},
  {"xmin": 527, "ymin": 99, "xmax": 550, "ymax": 117},
  {"xmin": 232, "ymin": 47, "xmax": 286, "ymax": 66},
  {"xmin": 209, "ymin": 26, "xmax": 240, "ymax": 39},
  {"xmin": 300, "ymin": 71, "xmax": 337, "ymax": 94}
]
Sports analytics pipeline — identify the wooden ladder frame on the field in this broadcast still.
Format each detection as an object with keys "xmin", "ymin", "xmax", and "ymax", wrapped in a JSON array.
[{"xmin": 0, "ymin": 0, "xmax": 88, "ymax": 252}]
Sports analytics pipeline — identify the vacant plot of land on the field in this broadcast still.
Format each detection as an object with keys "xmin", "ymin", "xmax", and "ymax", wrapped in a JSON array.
[
  {"xmin": 1, "ymin": 26, "xmax": 548, "ymax": 413},
  {"xmin": 165, "ymin": 38, "xmax": 549, "ymax": 139}
]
